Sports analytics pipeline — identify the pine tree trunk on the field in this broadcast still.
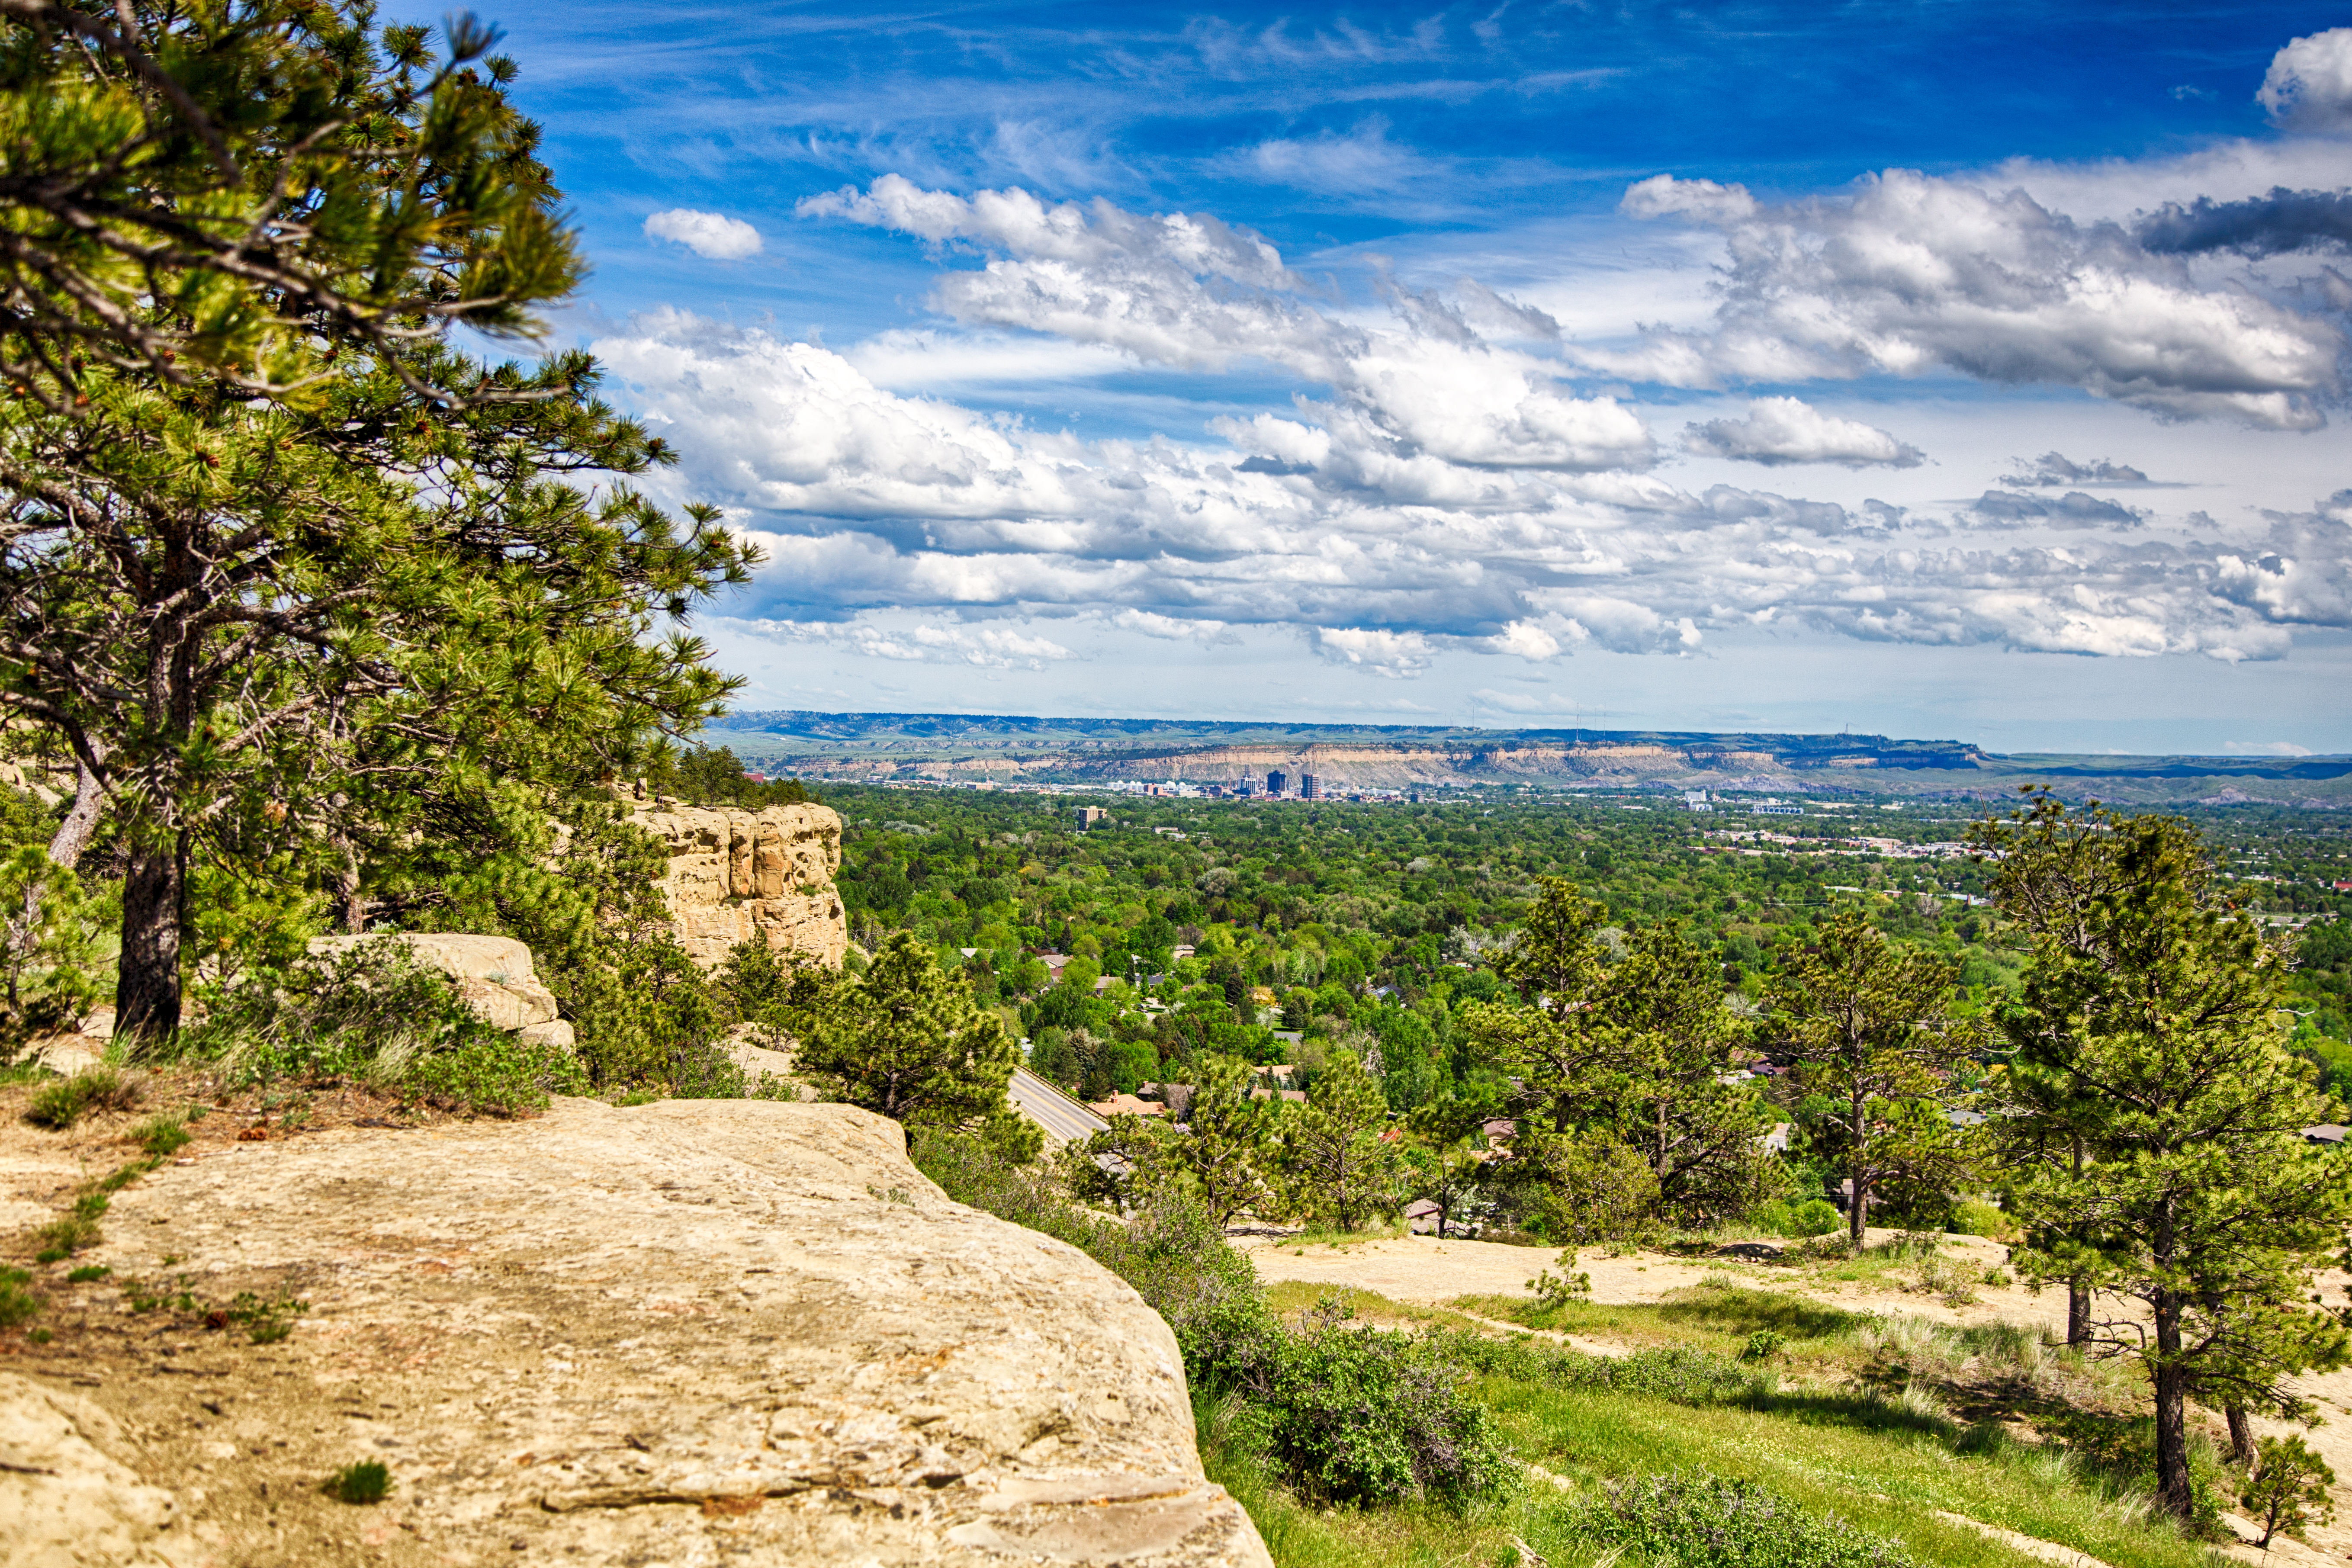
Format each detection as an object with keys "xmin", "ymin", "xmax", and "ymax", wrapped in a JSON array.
[
  {"xmin": 114, "ymin": 839, "xmax": 186, "ymax": 1047},
  {"xmin": 336, "ymin": 838, "xmax": 365, "ymax": 934},
  {"xmin": 2226, "ymin": 1403, "xmax": 2254, "ymax": 1468},
  {"xmin": 45, "ymin": 759, "xmax": 103, "ymax": 871},
  {"xmin": 2067, "ymin": 1278, "xmax": 2090, "ymax": 1346},
  {"xmin": 2153, "ymin": 1288, "xmax": 2195, "ymax": 1518}
]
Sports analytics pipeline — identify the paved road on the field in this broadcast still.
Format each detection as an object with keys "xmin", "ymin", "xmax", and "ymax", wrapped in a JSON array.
[{"xmin": 1008, "ymin": 1067, "xmax": 1109, "ymax": 1144}]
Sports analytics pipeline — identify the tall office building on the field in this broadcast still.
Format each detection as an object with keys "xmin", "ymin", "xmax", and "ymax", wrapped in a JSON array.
[
  {"xmin": 1299, "ymin": 773, "xmax": 1319, "ymax": 800},
  {"xmin": 1266, "ymin": 769, "xmax": 1287, "ymax": 797}
]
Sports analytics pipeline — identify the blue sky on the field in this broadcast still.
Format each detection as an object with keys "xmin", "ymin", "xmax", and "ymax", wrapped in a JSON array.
[{"xmin": 437, "ymin": 1, "xmax": 2352, "ymax": 754}]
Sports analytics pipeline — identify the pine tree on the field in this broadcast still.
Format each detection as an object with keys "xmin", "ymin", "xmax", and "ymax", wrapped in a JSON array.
[
  {"xmin": 1162, "ymin": 1053, "xmax": 1278, "ymax": 1226},
  {"xmin": 1280, "ymin": 1048, "xmax": 1405, "ymax": 1233},
  {"xmin": 1985, "ymin": 797, "xmax": 2352, "ymax": 1520},
  {"xmin": 0, "ymin": 11, "xmax": 756, "ymax": 1043},
  {"xmin": 1767, "ymin": 911, "xmax": 1984, "ymax": 1245},
  {"xmin": 1, "ymin": 3, "xmax": 578, "ymax": 402},
  {"xmin": 1599, "ymin": 919, "xmax": 1764, "ymax": 1224},
  {"xmin": 800, "ymin": 934, "xmax": 1019, "ymax": 1130}
]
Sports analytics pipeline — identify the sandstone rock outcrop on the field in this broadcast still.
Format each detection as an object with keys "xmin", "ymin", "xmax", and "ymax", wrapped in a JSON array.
[
  {"xmin": 2, "ymin": 1098, "xmax": 1269, "ymax": 1567},
  {"xmin": 633, "ymin": 802, "xmax": 849, "ymax": 968},
  {"xmin": 306, "ymin": 932, "xmax": 575, "ymax": 1049}
]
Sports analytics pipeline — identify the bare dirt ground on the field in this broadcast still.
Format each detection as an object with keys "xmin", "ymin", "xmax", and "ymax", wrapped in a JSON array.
[{"xmin": 1234, "ymin": 1227, "xmax": 2071, "ymax": 1334}]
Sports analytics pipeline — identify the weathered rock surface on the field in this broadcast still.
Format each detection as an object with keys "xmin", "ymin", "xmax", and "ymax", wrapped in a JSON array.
[
  {"xmin": 3, "ymin": 1099, "xmax": 1266, "ymax": 1567},
  {"xmin": 305, "ymin": 932, "xmax": 572, "ymax": 1044},
  {"xmin": 633, "ymin": 802, "xmax": 849, "ymax": 968}
]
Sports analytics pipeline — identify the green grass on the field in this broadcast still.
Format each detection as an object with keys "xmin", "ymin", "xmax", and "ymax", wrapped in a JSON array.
[
  {"xmin": 1218, "ymin": 1281, "xmax": 2204, "ymax": 1568},
  {"xmin": 1488, "ymin": 1382, "xmax": 2210, "ymax": 1568},
  {"xmin": 1205, "ymin": 1364, "xmax": 2214, "ymax": 1568},
  {"xmin": 1455, "ymin": 1279, "xmax": 1862, "ymax": 1360},
  {"xmin": 23, "ymin": 1066, "xmax": 141, "ymax": 1129}
]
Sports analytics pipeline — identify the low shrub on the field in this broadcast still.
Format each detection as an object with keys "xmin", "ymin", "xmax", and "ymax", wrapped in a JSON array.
[
  {"xmin": 184, "ymin": 942, "xmax": 584, "ymax": 1115},
  {"xmin": 24, "ymin": 1066, "xmax": 142, "ymax": 1130},
  {"xmin": 132, "ymin": 1113, "xmax": 190, "ymax": 1158},
  {"xmin": 0, "ymin": 1266, "xmax": 38, "ymax": 1329},
  {"xmin": 329, "ymin": 1460, "xmax": 392, "ymax": 1504},
  {"xmin": 224, "ymin": 1290, "xmax": 308, "ymax": 1344},
  {"xmin": 911, "ymin": 1128, "xmax": 1513, "ymax": 1509},
  {"xmin": 1577, "ymin": 1472, "xmax": 1918, "ymax": 1568},
  {"xmin": 1748, "ymin": 1197, "xmax": 1842, "ymax": 1237},
  {"xmin": 1259, "ymin": 1299, "xmax": 1516, "ymax": 1507},
  {"xmin": 1947, "ymin": 1199, "xmax": 2010, "ymax": 1238}
]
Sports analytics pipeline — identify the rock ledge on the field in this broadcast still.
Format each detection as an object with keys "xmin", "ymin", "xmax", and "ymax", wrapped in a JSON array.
[{"xmin": 2, "ymin": 1099, "xmax": 1267, "ymax": 1567}]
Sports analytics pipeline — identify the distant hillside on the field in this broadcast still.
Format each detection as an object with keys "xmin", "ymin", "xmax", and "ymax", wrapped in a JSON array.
[{"xmin": 701, "ymin": 711, "xmax": 2352, "ymax": 805}]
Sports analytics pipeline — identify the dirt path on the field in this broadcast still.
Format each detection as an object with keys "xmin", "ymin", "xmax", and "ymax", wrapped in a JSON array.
[{"xmin": 1233, "ymin": 1228, "xmax": 2073, "ymax": 1334}]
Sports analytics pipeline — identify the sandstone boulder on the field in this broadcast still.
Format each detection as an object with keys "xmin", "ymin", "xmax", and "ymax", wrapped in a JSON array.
[
  {"xmin": 4, "ymin": 1099, "xmax": 1266, "ymax": 1567},
  {"xmin": 306, "ymin": 932, "xmax": 562, "ymax": 1034},
  {"xmin": 634, "ymin": 802, "xmax": 849, "ymax": 968}
]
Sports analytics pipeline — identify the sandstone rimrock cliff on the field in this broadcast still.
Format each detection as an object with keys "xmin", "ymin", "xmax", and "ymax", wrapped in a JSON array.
[
  {"xmin": 633, "ymin": 802, "xmax": 848, "ymax": 968},
  {"xmin": 1, "ymin": 1099, "xmax": 1269, "ymax": 1568}
]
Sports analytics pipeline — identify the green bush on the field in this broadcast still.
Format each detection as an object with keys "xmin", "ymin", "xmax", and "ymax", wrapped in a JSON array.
[
  {"xmin": 911, "ymin": 1128, "xmax": 1513, "ymax": 1509},
  {"xmin": 1578, "ymin": 1473, "xmax": 1918, "ymax": 1568},
  {"xmin": 226, "ymin": 1290, "xmax": 308, "ymax": 1345},
  {"xmin": 328, "ymin": 1460, "xmax": 392, "ymax": 1504},
  {"xmin": 24, "ymin": 1067, "xmax": 142, "ymax": 1129},
  {"xmin": 132, "ymin": 1113, "xmax": 190, "ymax": 1158},
  {"xmin": 1947, "ymin": 1199, "xmax": 2008, "ymax": 1237},
  {"xmin": 1259, "ymin": 1301, "xmax": 1515, "ymax": 1507},
  {"xmin": 185, "ymin": 941, "xmax": 583, "ymax": 1115},
  {"xmin": 0, "ymin": 1266, "xmax": 38, "ymax": 1328},
  {"xmin": 1743, "ymin": 1196, "xmax": 1842, "ymax": 1237}
]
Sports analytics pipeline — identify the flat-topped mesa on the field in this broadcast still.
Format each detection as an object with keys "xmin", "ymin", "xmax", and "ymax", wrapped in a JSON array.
[{"xmin": 632, "ymin": 801, "xmax": 849, "ymax": 968}]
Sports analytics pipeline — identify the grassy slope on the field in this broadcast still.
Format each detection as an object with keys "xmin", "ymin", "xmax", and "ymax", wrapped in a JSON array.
[{"xmin": 1213, "ymin": 1280, "xmax": 2214, "ymax": 1568}]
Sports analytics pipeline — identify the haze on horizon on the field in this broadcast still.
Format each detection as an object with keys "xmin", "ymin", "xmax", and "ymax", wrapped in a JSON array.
[{"xmin": 447, "ymin": 0, "xmax": 2352, "ymax": 757}]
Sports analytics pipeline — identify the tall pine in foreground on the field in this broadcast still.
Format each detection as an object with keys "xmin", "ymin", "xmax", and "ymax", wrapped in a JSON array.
[
  {"xmin": 1985, "ymin": 794, "xmax": 2352, "ymax": 1522},
  {"xmin": 0, "ymin": 8, "xmax": 753, "ymax": 1042}
]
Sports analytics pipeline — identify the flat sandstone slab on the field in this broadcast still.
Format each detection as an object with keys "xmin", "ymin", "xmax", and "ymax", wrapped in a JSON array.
[{"xmin": 2, "ymin": 1099, "xmax": 1266, "ymax": 1568}]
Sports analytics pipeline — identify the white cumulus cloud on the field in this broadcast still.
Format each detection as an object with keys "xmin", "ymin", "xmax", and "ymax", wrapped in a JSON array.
[
  {"xmin": 644, "ymin": 208, "xmax": 764, "ymax": 260},
  {"xmin": 2259, "ymin": 28, "xmax": 2352, "ymax": 131},
  {"xmin": 1683, "ymin": 398, "xmax": 1925, "ymax": 468},
  {"xmin": 1607, "ymin": 170, "xmax": 2344, "ymax": 429},
  {"xmin": 801, "ymin": 177, "xmax": 1657, "ymax": 475},
  {"xmin": 1311, "ymin": 627, "xmax": 1436, "ymax": 678}
]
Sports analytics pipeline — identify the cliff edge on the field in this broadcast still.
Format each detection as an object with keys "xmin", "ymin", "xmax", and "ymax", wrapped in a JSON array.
[{"xmin": 2, "ymin": 1099, "xmax": 1268, "ymax": 1568}]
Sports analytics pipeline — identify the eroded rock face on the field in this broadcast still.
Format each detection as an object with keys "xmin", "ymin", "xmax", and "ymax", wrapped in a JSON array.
[
  {"xmin": 6, "ymin": 1099, "xmax": 1267, "ymax": 1567},
  {"xmin": 633, "ymin": 803, "xmax": 849, "ymax": 968}
]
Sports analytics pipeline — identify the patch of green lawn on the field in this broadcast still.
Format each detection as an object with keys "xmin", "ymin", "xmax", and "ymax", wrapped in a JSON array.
[{"xmin": 1488, "ymin": 1383, "xmax": 2211, "ymax": 1568}]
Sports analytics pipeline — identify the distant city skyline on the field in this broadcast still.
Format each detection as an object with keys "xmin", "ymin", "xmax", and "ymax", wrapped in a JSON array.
[{"xmin": 437, "ymin": 1, "xmax": 2352, "ymax": 754}]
